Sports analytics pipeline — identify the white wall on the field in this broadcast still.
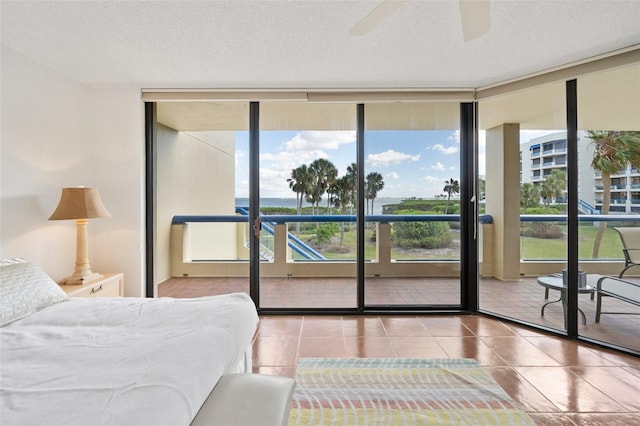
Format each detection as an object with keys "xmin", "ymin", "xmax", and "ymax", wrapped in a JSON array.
[
  {"xmin": 155, "ymin": 126, "xmax": 235, "ymax": 286},
  {"xmin": 1, "ymin": 47, "xmax": 145, "ymax": 296}
]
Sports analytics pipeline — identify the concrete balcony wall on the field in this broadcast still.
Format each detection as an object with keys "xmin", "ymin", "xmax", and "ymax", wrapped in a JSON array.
[{"xmin": 171, "ymin": 220, "xmax": 632, "ymax": 280}]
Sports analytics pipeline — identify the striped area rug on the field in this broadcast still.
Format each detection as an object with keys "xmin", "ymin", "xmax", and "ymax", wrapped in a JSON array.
[{"xmin": 289, "ymin": 358, "xmax": 535, "ymax": 425}]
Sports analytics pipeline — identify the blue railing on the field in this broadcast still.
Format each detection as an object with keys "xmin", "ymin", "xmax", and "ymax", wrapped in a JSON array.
[
  {"xmin": 520, "ymin": 215, "xmax": 639, "ymax": 222},
  {"xmin": 578, "ymin": 199, "xmax": 598, "ymax": 215},
  {"xmin": 235, "ymin": 207, "xmax": 326, "ymax": 260},
  {"xmin": 172, "ymin": 214, "xmax": 495, "ymax": 224}
]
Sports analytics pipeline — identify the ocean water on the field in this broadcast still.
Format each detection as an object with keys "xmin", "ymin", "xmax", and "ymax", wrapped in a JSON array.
[{"xmin": 235, "ymin": 198, "xmax": 406, "ymax": 215}]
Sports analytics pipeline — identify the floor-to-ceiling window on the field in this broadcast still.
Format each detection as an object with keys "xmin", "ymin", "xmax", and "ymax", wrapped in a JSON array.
[
  {"xmin": 154, "ymin": 100, "xmax": 251, "ymax": 295},
  {"xmin": 363, "ymin": 102, "xmax": 462, "ymax": 307},
  {"xmin": 475, "ymin": 59, "xmax": 640, "ymax": 355},
  {"xmin": 576, "ymin": 63, "xmax": 640, "ymax": 352},
  {"xmin": 146, "ymin": 61, "xmax": 640, "ymax": 355},
  {"xmin": 151, "ymin": 96, "xmax": 471, "ymax": 312},
  {"xmin": 258, "ymin": 102, "xmax": 358, "ymax": 309},
  {"xmin": 478, "ymin": 81, "xmax": 570, "ymax": 332}
]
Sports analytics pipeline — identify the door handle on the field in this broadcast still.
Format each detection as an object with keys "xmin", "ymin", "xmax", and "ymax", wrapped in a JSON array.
[{"xmin": 253, "ymin": 216, "xmax": 261, "ymax": 239}]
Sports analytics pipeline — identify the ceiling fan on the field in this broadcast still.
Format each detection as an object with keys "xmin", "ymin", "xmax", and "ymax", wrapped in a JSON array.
[{"xmin": 350, "ymin": 0, "xmax": 491, "ymax": 42}]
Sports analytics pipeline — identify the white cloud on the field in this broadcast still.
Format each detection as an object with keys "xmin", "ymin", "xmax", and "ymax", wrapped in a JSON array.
[
  {"xmin": 420, "ymin": 175, "xmax": 440, "ymax": 183},
  {"xmin": 284, "ymin": 131, "xmax": 355, "ymax": 152},
  {"xmin": 448, "ymin": 131, "xmax": 460, "ymax": 144},
  {"xmin": 419, "ymin": 175, "xmax": 445, "ymax": 198},
  {"xmin": 367, "ymin": 149, "xmax": 420, "ymax": 167},
  {"xmin": 260, "ymin": 150, "xmax": 328, "ymax": 173},
  {"xmin": 235, "ymin": 149, "xmax": 246, "ymax": 168},
  {"xmin": 519, "ymin": 130, "xmax": 560, "ymax": 144},
  {"xmin": 385, "ymin": 171, "xmax": 399, "ymax": 180},
  {"xmin": 430, "ymin": 162, "xmax": 446, "ymax": 171},
  {"xmin": 431, "ymin": 143, "xmax": 458, "ymax": 155},
  {"xmin": 258, "ymin": 166, "xmax": 296, "ymax": 198}
]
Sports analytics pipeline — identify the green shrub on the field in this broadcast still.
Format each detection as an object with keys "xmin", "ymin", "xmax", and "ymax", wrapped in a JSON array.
[
  {"xmin": 521, "ymin": 222, "xmax": 564, "ymax": 239},
  {"xmin": 524, "ymin": 206, "xmax": 563, "ymax": 215},
  {"xmin": 392, "ymin": 210, "xmax": 452, "ymax": 249},
  {"xmin": 315, "ymin": 223, "xmax": 338, "ymax": 244}
]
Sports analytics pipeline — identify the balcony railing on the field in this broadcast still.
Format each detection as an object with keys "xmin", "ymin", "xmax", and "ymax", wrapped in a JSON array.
[{"xmin": 170, "ymin": 213, "xmax": 640, "ymax": 279}]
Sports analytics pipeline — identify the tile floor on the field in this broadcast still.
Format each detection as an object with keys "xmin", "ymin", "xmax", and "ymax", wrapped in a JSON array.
[
  {"xmin": 159, "ymin": 276, "xmax": 640, "ymax": 352},
  {"xmin": 251, "ymin": 315, "xmax": 640, "ymax": 425},
  {"xmin": 158, "ymin": 277, "xmax": 640, "ymax": 424}
]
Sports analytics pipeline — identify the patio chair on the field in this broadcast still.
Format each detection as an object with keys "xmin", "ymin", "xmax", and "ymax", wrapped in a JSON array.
[{"xmin": 613, "ymin": 227, "xmax": 640, "ymax": 278}]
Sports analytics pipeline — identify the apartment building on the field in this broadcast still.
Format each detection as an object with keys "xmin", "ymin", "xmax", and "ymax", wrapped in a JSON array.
[{"xmin": 520, "ymin": 131, "xmax": 640, "ymax": 214}]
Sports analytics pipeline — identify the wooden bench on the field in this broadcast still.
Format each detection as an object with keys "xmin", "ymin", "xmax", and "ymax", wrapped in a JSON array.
[
  {"xmin": 191, "ymin": 373, "xmax": 295, "ymax": 426},
  {"xmin": 595, "ymin": 276, "xmax": 640, "ymax": 323}
]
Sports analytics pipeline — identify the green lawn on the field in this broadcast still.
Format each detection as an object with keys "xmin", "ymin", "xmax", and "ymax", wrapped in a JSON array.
[
  {"xmin": 522, "ymin": 224, "xmax": 624, "ymax": 260},
  {"xmin": 289, "ymin": 223, "xmax": 626, "ymax": 261}
]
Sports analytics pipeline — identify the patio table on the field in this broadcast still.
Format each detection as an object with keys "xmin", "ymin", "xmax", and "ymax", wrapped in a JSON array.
[{"xmin": 537, "ymin": 274, "xmax": 597, "ymax": 328}]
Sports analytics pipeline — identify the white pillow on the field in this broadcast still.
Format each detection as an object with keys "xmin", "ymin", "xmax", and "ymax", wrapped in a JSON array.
[
  {"xmin": 0, "ymin": 262, "xmax": 68, "ymax": 326},
  {"xmin": 0, "ymin": 257, "xmax": 26, "ymax": 266}
]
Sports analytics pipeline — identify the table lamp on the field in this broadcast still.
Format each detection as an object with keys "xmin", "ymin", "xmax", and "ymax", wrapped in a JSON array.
[{"xmin": 49, "ymin": 187, "xmax": 111, "ymax": 285}]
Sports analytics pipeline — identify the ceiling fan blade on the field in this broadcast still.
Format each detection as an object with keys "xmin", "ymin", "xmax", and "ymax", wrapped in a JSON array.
[
  {"xmin": 350, "ymin": 0, "xmax": 409, "ymax": 36},
  {"xmin": 459, "ymin": 0, "xmax": 491, "ymax": 42}
]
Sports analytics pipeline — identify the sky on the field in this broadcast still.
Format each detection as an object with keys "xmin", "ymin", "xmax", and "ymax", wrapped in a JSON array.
[{"xmin": 234, "ymin": 129, "xmax": 559, "ymax": 199}]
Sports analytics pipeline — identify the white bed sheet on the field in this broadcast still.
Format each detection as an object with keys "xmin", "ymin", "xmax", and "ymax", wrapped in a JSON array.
[{"xmin": 1, "ymin": 292, "xmax": 258, "ymax": 426}]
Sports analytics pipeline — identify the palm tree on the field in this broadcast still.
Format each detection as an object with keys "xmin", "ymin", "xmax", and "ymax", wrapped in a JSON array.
[
  {"xmin": 287, "ymin": 164, "xmax": 312, "ymax": 216},
  {"xmin": 539, "ymin": 170, "xmax": 567, "ymax": 208},
  {"xmin": 309, "ymin": 159, "xmax": 337, "ymax": 215},
  {"xmin": 331, "ymin": 176, "xmax": 352, "ymax": 245},
  {"xmin": 443, "ymin": 178, "xmax": 460, "ymax": 214},
  {"xmin": 589, "ymin": 131, "xmax": 640, "ymax": 258},
  {"xmin": 345, "ymin": 162, "xmax": 358, "ymax": 216},
  {"xmin": 365, "ymin": 172, "xmax": 384, "ymax": 215},
  {"xmin": 520, "ymin": 182, "xmax": 540, "ymax": 213},
  {"xmin": 287, "ymin": 164, "xmax": 312, "ymax": 235}
]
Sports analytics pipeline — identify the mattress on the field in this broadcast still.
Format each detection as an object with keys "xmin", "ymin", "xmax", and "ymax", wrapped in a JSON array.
[{"xmin": 0, "ymin": 292, "xmax": 258, "ymax": 426}]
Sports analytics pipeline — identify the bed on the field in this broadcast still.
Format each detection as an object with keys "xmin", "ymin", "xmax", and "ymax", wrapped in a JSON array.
[{"xmin": 0, "ymin": 260, "xmax": 259, "ymax": 426}]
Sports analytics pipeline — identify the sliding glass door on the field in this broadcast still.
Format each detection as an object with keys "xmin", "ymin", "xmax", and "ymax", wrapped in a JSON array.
[
  {"xmin": 363, "ymin": 103, "xmax": 462, "ymax": 307},
  {"xmin": 154, "ymin": 101, "xmax": 250, "ymax": 296},
  {"xmin": 258, "ymin": 102, "xmax": 358, "ymax": 309},
  {"xmin": 576, "ymin": 63, "xmax": 640, "ymax": 352},
  {"xmin": 152, "ymin": 98, "xmax": 468, "ymax": 312}
]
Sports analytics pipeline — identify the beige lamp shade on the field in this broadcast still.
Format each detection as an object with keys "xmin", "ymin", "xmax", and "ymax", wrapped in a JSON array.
[
  {"xmin": 49, "ymin": 187, "xmax": 111, "ymax": 285},
  {"xmin": 49, "ymin": 187, "xmax": 111, "ymax": 220}
]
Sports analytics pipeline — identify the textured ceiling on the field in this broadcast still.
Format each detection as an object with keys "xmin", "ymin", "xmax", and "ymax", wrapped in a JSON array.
[{"xmin": 1, "ymin": 0, "xmax": 639, "ymax": 90}]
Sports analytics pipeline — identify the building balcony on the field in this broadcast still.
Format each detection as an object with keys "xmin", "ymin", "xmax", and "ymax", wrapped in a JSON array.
[{"xmin": 164, "ymin": 213, "xmax": 640, "ymax": 353}]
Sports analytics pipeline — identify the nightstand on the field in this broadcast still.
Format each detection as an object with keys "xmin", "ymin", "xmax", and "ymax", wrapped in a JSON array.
[{"xmin": 59, "ymin": 273, "xmax": 124, "ymax": 298}]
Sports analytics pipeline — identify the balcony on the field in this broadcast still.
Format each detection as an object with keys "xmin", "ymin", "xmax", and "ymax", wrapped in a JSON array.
[{"xmin": 163, "ymin": 213, "xmax": 640, "ymax": 353}]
